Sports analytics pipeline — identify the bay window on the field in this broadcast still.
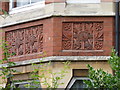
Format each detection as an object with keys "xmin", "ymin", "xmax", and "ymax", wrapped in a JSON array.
[{"xmin": 9, "ymin": 0, "xmax": 45, "ymax": 14}]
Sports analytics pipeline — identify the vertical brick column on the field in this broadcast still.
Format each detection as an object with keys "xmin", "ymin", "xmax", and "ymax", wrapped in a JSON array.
[
  {"xmin": 0, "ymin": 28, "xmax": 5, "ymax": 60},
  {"xmin": 45, "ymin": 0, "xmax": 65, "ymax": 4},
  {"xmin": 0, "ymin": 1, "xmax": 2, "ymax": 14},
  {"xmin": 0, "ymin": 1, "xmax": 9, "ymax": 15},
  {"xmin": 0, "ymin": 1, "xmax": 9, "ymax": 60}
]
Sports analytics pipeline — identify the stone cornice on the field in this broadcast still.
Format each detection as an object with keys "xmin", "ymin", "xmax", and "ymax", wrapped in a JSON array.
[
  {"xmin": 0, "ymin": 2, "xmax": 115, "ymax": 28},
  {"xmin": 0, "ymin": 56, "xmax": 110, "ymax": 68}
]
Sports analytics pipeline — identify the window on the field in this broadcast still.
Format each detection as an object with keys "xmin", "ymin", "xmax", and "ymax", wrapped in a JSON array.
[
  {"xmin": 9, "ymin": 0, "xmax": 45, "ymax": 14},
  {"xmin": 66, "ymin": 77, "xmax": 90, "ymax": 89},
  {"xmin": 10, "ymin": 73, "xmax": 41, "ymax": 89},
  {"xmin": 67, "ymin": 0, "xmax": 101, "ymax": 3},
  {"xmin": 11, "ymin": 80, "xmax": 41, "ymax": 89},
  {"xmin": 66, "ymin": 69, "xmax": 91, "ymax": 89}
]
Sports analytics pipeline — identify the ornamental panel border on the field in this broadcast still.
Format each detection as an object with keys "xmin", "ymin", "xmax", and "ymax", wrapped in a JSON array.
[
  {"xmin": 62, "ymin": 22, "xmax": 104, "ymax": 51},
  {"xmin": 5, "ymin": 25, "xmax": 43, "ymax": 57}
]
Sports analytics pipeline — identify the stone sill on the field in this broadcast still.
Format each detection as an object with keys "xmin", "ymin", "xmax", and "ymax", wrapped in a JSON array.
[
  {"xmin": 0, "ymin": 56, "xmax": 110, "ymax": 68},
  {"xmin": 0, "ymin": 2, "xmax": 115, "ymax": 28},
  {"xmin": 62, "ymin": 50, "xmax": 104, "ymax": 52}
]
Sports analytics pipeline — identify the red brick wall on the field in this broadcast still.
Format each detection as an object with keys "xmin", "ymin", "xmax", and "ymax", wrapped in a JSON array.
[
  {"xmin": 1, "ymin": 17, "xmax": 114, "ymax": 62},
  {"xmin": 0, "ymin": 1, "xmax": 9, "ymax": 15},
  {"xmin": 2, "ymin": 18, "xmax": 54, "ymax": 61},
  {"xmin": 52, "ymin": 17, "xmax": 115, "ymax": 56}
]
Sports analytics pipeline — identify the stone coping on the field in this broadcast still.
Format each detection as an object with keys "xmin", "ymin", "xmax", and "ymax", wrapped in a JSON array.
[
  {"xmin": 0, "ymin": 56, "xmax": 110, "ymax": 68},
  {"xmin": 0, "ymin": 2, "xmax": 115, "ymax": 28}
]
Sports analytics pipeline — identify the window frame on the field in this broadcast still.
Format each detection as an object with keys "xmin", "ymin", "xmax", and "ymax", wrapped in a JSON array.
[
  {"xmin": 11, "ymin": 80, "xmax": 41, "ymax": 88},
  {"xmin": 9, "ymin": 0, "xmax": 45, "ymax": 14},
  {"xmin": 66, "ymin": 77, "xmax": 91, "ymax": 89}
]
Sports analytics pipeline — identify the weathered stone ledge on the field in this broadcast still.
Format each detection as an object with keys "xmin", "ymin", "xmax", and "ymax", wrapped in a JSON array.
[
  {"xmin": 0, "ymin": 2, "xmax": 115, "ymax": 28},
  {"xmin": 0, "ymin": 56, "xmax": 110, "ymax": 68}
]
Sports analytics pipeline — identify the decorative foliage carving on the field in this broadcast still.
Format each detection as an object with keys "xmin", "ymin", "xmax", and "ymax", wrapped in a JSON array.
[
  {"xmin": 62, "ymin": 22, "xmax": 104, "ymax": 50},
  {"xmin": 6, "ymin": 25, "xmax": 43, "ymax": 56}
]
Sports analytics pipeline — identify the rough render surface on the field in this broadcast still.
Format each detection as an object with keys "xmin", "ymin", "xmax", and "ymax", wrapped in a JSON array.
[{"xmin": 0, "ymin": 61, "xmax": 112, "ymax": 88}]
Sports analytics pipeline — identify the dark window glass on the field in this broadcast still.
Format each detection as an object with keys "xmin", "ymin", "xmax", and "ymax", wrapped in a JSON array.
[
  {"xmin": 13, "ymin": 80, "xmax": 41, "ymax": 89},
  {"xmin": 70, "ymin": 80, "xmax": 87, "ymax": 89},
  {"xmin": 16, "ymin": 0, "xmax": 40, "ymax": 7}
]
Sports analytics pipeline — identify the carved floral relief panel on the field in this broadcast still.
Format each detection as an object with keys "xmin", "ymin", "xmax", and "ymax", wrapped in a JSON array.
[
  {"xmin": 62, "ymin": 22, "xmax": 104, "ymax": 51},
  {"xmin": 6, "ymin": 25, "xmax": 43, "ymax": 56}
]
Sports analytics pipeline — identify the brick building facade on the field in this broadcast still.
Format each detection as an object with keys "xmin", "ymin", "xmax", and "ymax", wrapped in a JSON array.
[{"xmin": 0, "ymin": 0, "xmax": 117, "ymax": 88}]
